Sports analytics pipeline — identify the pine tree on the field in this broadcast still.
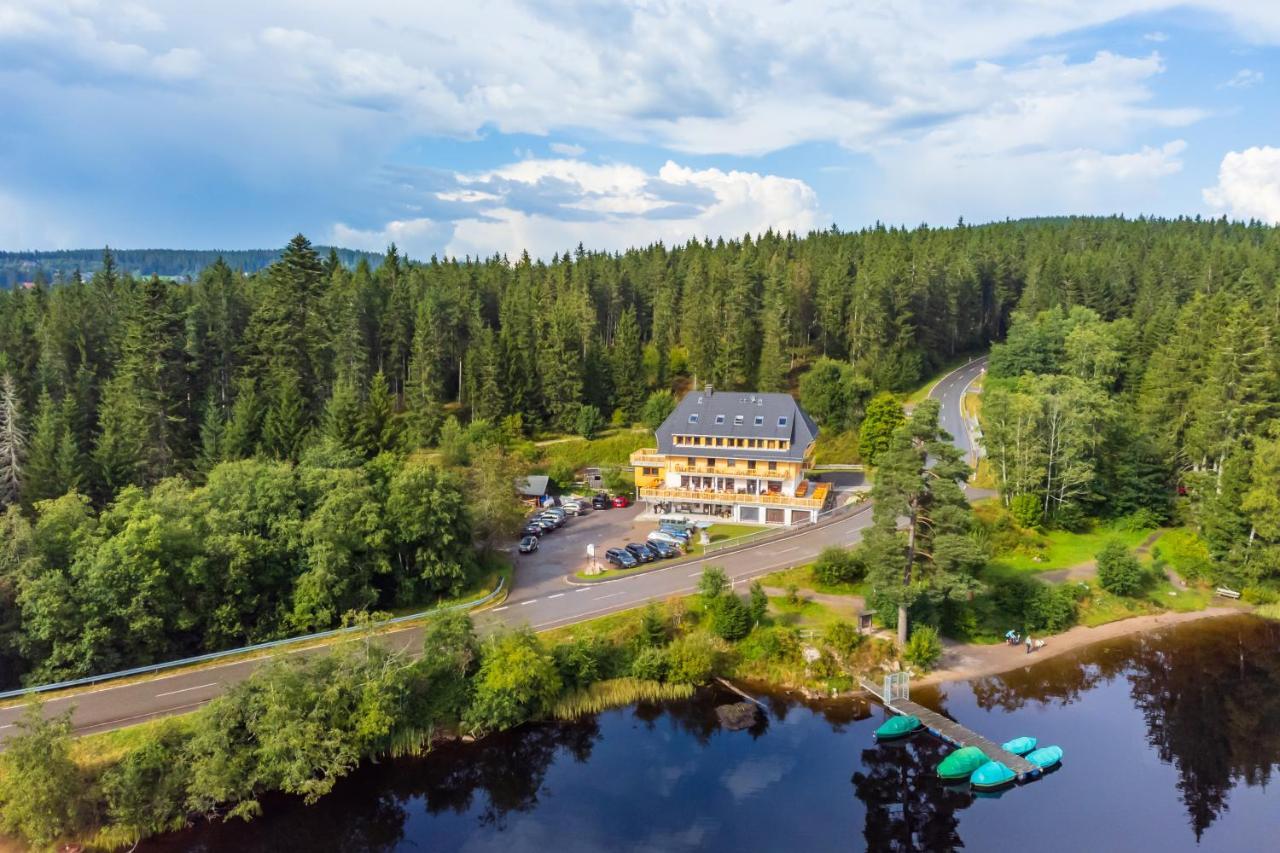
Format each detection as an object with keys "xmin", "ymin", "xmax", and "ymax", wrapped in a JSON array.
[
  {"xmin": 322, "ymin": 373, "xmax": 363, "ymax": 453},
  {"xmin": 260, "ymin": 370, "xmax": 309, "ymax": 460},
  {"xmin": 220, "ymin": 378, "xmax": 262, "ymax": 460},
  {"xmin": 0, "ymin": 373, "xmax": 25, "ymax": 508},
  {"xmin": 23, "ymin": 390, "xmax": 63, "ymax": 504},
  {"xmin": 611, "ymin": 307, "xmax": 645, "ymax": 421},
  {"xmin": 356, "ymin": 371, "xmax": 400, "ymax": 457}
]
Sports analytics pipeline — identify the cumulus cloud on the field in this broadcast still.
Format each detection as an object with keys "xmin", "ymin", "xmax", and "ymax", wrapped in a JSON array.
[
  {"xmin": 329, "ymin": 157, "xmax": 822, "ymax": 258},
  {"xmin": 1203, "ymin": 146, "xmax": 1280, "ymax": 222},
  {"xmin": 550, "ymin": 142, "xmax": 586, "ymax": 157}
]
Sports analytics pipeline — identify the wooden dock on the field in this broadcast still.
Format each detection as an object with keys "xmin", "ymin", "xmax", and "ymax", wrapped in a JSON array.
[{"xmin": 860, "ymin": 678, "xmax": 1040, "ymax": 781}]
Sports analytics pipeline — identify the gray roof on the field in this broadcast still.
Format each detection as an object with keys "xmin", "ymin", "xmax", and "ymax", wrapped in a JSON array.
[
  {"xmin": 656, "ymin": 387, "xmax": 818, "ymax": 462},
  {"xmin": 515, "ymin": 475, "xmax": 550, "ymax": 497}
]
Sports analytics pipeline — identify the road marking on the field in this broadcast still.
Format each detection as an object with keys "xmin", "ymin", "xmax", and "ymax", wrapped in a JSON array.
[
  {"xmin": 521, "ymin": 599, "xmax": 539, "ymax": 606},
  {"xmin": 688, "ymin": 570, "xmax": 703, "ymax": 577},
  {"xmin": 548, "ymin": 593, "xmax": 565, "ymax": 599},
  {"xmin": 775, "ymin": 546, "xmax": 799, "ymax": 554},
  {"xmin": 0, "ymin": 724, "xmax": 12, "ymax": 730},
  {"xmin": 594, "ymin": 592, "xmax": 625, "ymax": 600},
  {"xmin": 575, "ymin": 587, "xmax": 590, "ymax": 592},
  {"xmin": 493, "ymin": 605, "xmax": 508, "ymax": 612},
  {"xmin": 154, "ymin": 682, "xmax": 218, "ymax": 698}
]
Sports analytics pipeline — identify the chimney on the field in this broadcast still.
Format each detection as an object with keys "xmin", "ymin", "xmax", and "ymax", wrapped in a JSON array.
[{"xmin": 704, "ymin": 384, "xmax": 714, "ymax": 397}]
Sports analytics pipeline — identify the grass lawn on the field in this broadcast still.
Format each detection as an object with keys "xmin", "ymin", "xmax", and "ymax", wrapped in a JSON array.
[
  {"xmin": 988, "ymin": 519, "xmax": 1157, "ymax": 574},
  {"xmin": 692, "ymin": 522, "xmax": 769, "ymax": 556},
  {"xmin": 1077, "ymin": 583, "xmax": 1164, "ymax": 626},
  {"xmin": 1146, "ymin": 580, "xmax": 1212, "ymax": 613},
  {"xmin": 759, "ymin": 563, "xmax": 868, "ymax": 598},
  {"xmin": 813, "ymin": 429, "xmax": 861, "ymax": 465},
  {"xmin": 766, "ymin": 595, "xmax": 849, "ymax": 630}
]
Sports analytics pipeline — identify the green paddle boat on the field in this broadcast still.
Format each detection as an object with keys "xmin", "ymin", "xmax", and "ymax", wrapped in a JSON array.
[
  {"xmin": 970, "ymin": 760, "xmax": 1016, "ymax": 790},
  {"xmin": 874, "ymin": 715, "xmax": 921, "ymax": 740},
  {"xmin": 1001, "ymin": 736, "xmax": 1037, "ymax": 756},
  {"xmin": 1025, "ymin": 745, "xmax": 1063, "ymax": 769},
  {"xmin": 936, "ymin": 746, "xmax": 988, "ymax": 781}
]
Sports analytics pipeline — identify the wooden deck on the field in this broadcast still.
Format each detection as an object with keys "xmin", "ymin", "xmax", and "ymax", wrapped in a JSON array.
[{"xmin": 860, "ymin": 679, "xmax": 1041, "ymax": 781}]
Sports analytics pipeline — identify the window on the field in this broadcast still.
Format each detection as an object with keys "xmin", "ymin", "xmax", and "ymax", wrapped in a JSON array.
[
  {"xmin": 768, "ymin": 461, "xmax": 778, "ymax": 471},
  {"xmin": 778, "ymin": 416, "xmax": 789, "ymax": 427},
  {"xmin": 716, "ymin": 437, "xmax": 724, "ymax": 446},
  {"xmin": 715, "ymin": 414, "xmax": 726, "ymax": 425},
  {"xmin": 734, "ymin": 414, "xmax": 744, "ymax": 425},
  {"xmin": 643, "ymin": 467, "xmax": 658, "ymax": 476},
  {"xmin": 706, "ymin": 457, "xmax": 716, "ymax": 467},
  {"xmin": 687, "ymin": 457, "xmax": 695, "ymax": 466},
  {"xmin": 747, "ymin": 460, "xmax": 756, "ymax": 470},
  {"xmin": 689, "ymin": 414, "xmax": 699, "ymax": 424},
  {"xmin": 754, "ymin": 415, "xmax": 764, "ymax": 426}
]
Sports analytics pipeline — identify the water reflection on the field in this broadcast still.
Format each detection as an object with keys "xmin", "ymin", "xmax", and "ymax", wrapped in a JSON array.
[{"xmin": 142, "ymin": 616, "xmax": 1280, "ymax": 853}]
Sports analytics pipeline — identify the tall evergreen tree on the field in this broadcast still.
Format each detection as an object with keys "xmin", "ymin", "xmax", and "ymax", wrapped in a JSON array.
[
  {"xmin": 611, "ymin": 307, "xmax": 645, "ymax": 421},
  {"xmin": 0, "ymin": 374, "xmax": 25, "ymax": 509}
]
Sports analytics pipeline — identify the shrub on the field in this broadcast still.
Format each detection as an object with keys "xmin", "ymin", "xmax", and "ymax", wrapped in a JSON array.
[
  {"xmin": 0, "ymin": 706, "xmax": 89, "ymax": 849},
  {"xmin": 1096, "ymin": 540, "xmax": 1146, "ymax": 597},
  {"xmin": 711, "ymin": 595, "xmax": 752, "ymax": 641},
  {"xmin": 748, "ymin": 580, "xmax": 769, "ymax": 625},
  {"xmin": 1009, "ymin": 493, "xmax": 1041, "ymax": 528},
  {"xmin": 665, "ymin": 633, "xmax": 720, "ymax": 684},
  {"xmin": 547, "ymin": 458, "xmax": 578, "ymax": 490},
  {"xmin": 641, "ymin": 391, "xmax": 677, "ymax": 431},
  {"xmin": 824, "ymin": 622, "xmax": 863, "ymax": 658},
  {"xmin": 903, "ymin": 625, "xmax": 943, "ymax": 671},
  {"xmin": 812, "ymin": 546, "xmax": 865, "ymax": 586},
  {"xmin": 101, "ymin": 727, "xmax": 190, "ymax": 842},
  {"xmin": 639, "ymin": 603, "xmax": 668, "ymax": 647},
  {"xmin": 698, "ymin": 566, "xmax": 729, "ymax": 602},
  {"xmin": 1117, "ymin": 507, "xmax": 1163, "ymax": 532},
  {"xmin": 465, "ymin": 629, "xmax": 563, "ymax": 733},
  {"xmin": 553, "ymin": 637, "xmax": 609, "ymax": 690},
  {"xmin": 1242, "ymin": 586, "xmax": 1280, "ymax": 605},
  {"xmin": 630, "ymin": 647, "xmax": 670, "ymax": 682},
  {"xmin": 575, "ymin": 404, "xmax": 605, "ymax": 439},
  {"xmin": 1027, "ymin": 584, "xmax": 1078, "ymax": 633}
]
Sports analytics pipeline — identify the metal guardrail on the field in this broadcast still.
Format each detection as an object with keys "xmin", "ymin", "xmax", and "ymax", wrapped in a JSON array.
[{"xmin": 0, "ymin": 576, "xmax": 506, "ymax": 701}]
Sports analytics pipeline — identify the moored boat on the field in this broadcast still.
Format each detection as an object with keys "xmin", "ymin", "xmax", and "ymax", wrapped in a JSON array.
[
  {"xmin": 936, "ymin": 746, "xmax": 988, "ymax": 781},
  {"xmin": 1025, "ymin": 745, "xmax": 1063, "ymax": 769},
  {"xmin": 874, "ymin": 715, "xmax": 921, "ymax": 739},
  {"xmin": 970, "ymin": 760, "xmax": 1016, "ymax": 790},
  {"xmin": 1001, "ymin": 736, "xmax": 1037, "ymax": 756}
]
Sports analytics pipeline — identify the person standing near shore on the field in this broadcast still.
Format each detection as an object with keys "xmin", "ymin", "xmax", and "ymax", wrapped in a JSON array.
[{"xmin": 1026, "ymin": 635, "xmax": 1033, "ymax": 654}]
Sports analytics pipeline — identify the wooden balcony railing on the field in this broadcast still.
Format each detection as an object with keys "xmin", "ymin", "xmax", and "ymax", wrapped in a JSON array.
[
  {"xmin": 628, "ymin": 449, "xmax": 667, "ymax": 467},
  {"xmin": 638, "ymin": 486, "xmax": 829, "ymax": 509}
]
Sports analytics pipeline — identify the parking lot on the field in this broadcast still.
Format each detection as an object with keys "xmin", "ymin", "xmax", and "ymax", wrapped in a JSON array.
[{"xmin": 511, "ymin": 501, "xmax": 652, "ymax": 601}]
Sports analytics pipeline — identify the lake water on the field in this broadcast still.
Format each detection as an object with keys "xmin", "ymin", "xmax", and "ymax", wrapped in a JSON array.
[{"xmin": 144, "ymin": 615, "xmax": 1280, "ymax": 852}]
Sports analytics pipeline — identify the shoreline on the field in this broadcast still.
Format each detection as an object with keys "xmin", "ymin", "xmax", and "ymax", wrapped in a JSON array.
[{"xmin": 912, "ymin": 604, "xmax": 1248, "ymax": 690}]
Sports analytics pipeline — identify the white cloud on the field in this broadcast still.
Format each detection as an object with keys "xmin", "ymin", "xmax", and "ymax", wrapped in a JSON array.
[
  {"xmin": 1073, "ymin": 140, "xmax": 1187, "ymax": 181},
  {"xmin": 330, "ymin": 157, "xmax": 822, "ymax": 258},
  {"xmin": 550, "ymin": 142, "xmax": 586, "ymax": 157},
  {"xmin": 1203, "ymin": 146, "xmax": 1280, "ymax": 222},
  {"xmin": 1143, "ymin": 31, "xmax": 1169, "ymax": 42},
  {"xmin": 1222, "ymin": 68, "xmax": 1264, "ymax": 88}
]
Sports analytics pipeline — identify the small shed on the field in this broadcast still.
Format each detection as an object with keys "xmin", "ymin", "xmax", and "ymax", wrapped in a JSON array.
[
  {"xmin": 584, "ymin": 467, "xmax": 606, "ymax": 492},
  {"xmin": 515, "ymin": 475, "xmax": 551, "ymax": 507}
]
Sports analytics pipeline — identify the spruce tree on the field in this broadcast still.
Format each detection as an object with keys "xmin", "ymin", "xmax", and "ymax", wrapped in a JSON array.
[
  {"xmin": 357, "ymin": 371, "xmax": 399, "ymax": 457},
  {"xmin": 323, "ymin": 373, "xmax": 363, "ymax": 454},
  {"xmin": 611, "ymin": 307, "xmax": 645, "ymax": 422},
  {"xmin": 23, "ymin": 390, "xmax": 62, "ymax": 504},
  {"xmin": 0, "ymin": 373, "xmax": 25, "ymax": 508}
]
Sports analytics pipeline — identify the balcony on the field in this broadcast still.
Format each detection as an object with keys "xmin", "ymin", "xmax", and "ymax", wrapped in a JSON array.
[
  {"xmin": 629, "ymin": 449, "xmax": 667, "ymax": 467},
  {"xmin": 639, "ymin": 484, "xmax": 830, "ymax": 510}
]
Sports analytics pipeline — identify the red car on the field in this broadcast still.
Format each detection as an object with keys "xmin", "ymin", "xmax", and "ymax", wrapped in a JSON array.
[{"xmin": 611, "ymin": 494, "xmax": 630, "ymax": 508}]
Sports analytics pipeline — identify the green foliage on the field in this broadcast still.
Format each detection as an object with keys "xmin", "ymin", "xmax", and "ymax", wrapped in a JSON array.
[
  {"xmin": 639, "ymin": 603, "xmax": 668, "ymax": 647},
  {"xmin": 551, "ymin": 678, "xmax": 693, "ymax": 719},
  {"xmin": 858, "ymin": 392, "xmax": 905, "ymax": 466},
  {"xmin": 465, "ymin": 629, "xmax": 563, "ymax": 733},
  {"xmin": 640, "ymin": 390, "xmax": 677, "ymax": 431},
  {"xmin": 100, "ymin": 726, "xmax": 190, "ymax": 842},
  {"xmin": 698, "ymin": 566, "xmax": 729, "ymax": 602},
  {"xmin": 748, "ymin": 580, "xmax": 769, "ymax": 624},
  {"xmin": 630, "ymin": 646, "xmax": 671, "ymax": 681},
  {"xmin": 710, "ymin": 595, "xmax": 752, "ymax": 641},
  {"xmin": 812, "ymin": 546, "xmax": 865, "ymax": 586},
  {"xmin": 824, "ymin": 621, "xmax": 864, "ymax": 659},
  {"xmin": 575, "ymin": 404, "xmax": 605, "ymax": 439},
  {"xmin": 0, "ymin": 705, "xmax": 88, "ymax": 848},
  {"xmin": 1009, "ymin": 493, "xmax": 1041, "ymax": 528},
  {"xmin": 903, "ymin": 625, "xmax": 943, "ymax": 671},
  {"xmin": 1096, "ymin": 540, "xmax": 1146, "ymax": 597},
  {"xmin": 799, "ymin": 358, "xmax": 873, "ymax": 432},
  {"xmin": 664, "ymin": 632, "xmax": 720, "ymax": 684}
]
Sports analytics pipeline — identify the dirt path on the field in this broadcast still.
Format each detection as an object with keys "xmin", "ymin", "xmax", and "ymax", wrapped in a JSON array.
[
  {"xmin": 913, "ymin": 604, "xmax": 1244, "ymax": 689},
  {"xmin": 1037, "ymin": 529, "xmax": 1167, "ymax": 584},
  {"xmin": 761, "ymin": 586, "xmax": 866, "ymax": 613}
]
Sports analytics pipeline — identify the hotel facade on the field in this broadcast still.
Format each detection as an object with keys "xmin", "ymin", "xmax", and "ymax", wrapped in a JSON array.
[{"xmin": 629, "ymin": 386, "xmax": 830, "ymax": 526}]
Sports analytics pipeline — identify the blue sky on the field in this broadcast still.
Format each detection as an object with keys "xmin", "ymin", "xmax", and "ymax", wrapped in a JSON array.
[{"xmin": 1, "ymin": 1, "xmax": 1278, "ymax": 259}]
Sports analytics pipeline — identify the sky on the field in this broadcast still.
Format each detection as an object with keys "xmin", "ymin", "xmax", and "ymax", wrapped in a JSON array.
[{"xmin": 1, "ymin": 1, "xmax": 1279, "ymax": 260}]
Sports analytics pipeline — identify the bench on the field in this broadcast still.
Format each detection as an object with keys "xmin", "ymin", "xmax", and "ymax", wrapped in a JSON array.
[{"xmin": 1215, "ymin": 587, "xmax": 1242, "ymax": 599}]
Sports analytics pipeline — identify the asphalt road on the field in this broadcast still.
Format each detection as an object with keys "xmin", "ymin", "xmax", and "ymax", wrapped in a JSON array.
[{"xmin": 0, "ymin": 356, "xmax": 986, "ymax": 741}]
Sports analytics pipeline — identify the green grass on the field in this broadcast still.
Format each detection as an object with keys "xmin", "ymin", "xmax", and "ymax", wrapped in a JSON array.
[
  {"xmin": 766, "ymin": 595, "xmax": 848, "ymax": 630},
  {"xmin": 987, "ymin": 519, "xmax": 1156, "ymax": 574},
  {"xmin": 552, "ymin": 678, "xmax": 693, "ymax": 719},
  {"xmin": 813, "ymin": 429, "xmax": 861, "ymax": 465},
  {"xmin": 537, "ymin": 430, "xmax": 655, "ymax": 470},
  {"xmin": 689, "ymin": 523, "xmax": 769, "ymax": 556},
  {"xmin": 1077, "ymin": 581, "xmax": 1164, "ymax": 626},
  {"xmin": 758, "ymin": 563, "xmax": 868, "ymax": 597},
  {"xmin": 1255, "ymin": 602, "xmax": 1280, "ymax": 621},
  {"xmin": 71, "ymin": 716, "xmax": 196, "ymax": 771},
  {"xmin": 1147, "ymin": 581, "xmax": 1212, "ymax": 613}
]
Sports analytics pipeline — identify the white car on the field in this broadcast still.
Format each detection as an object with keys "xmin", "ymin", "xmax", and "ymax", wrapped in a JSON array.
[
  {"xmin": 647, "ymin": 530, "xmax": 687, "ymax": 548},
  {"xmin": 561, "ymin": 500, "xmax": 584, "ymax": 516}
]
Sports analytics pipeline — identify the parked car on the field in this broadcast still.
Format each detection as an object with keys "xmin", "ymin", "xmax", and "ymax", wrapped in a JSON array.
[
  {"xmin": 658, "ymin": 524, "xmax": 691, "ymax": 542},
  {"xmin": 561, "ymin": 500, "xmax": 584, "ymax": 516},
  {"xmin": 611, "ymin": 494, "xmax": 631, "ymax": 508},
  {"xmin": 523, "ymin": 521, "xmax": 546, "ymax": 537},
  {"xmin": 538, "ymin": 513, "xmax": 565, "ymax": 529},
  {"xmin": 645, "ymin": 539, "xmax": 679, "ymax": 559},
  {"xmin": 518, "ymin": 536, "xmax": 539, "ymax": 554},
  {"xmin": 624, "ymin": 542, "xmax": 656, "ymax": 563},
  {"xmin": 605, "ymin": 547, "xmax": 638, "ymax": 568},
  {"xmin": 592, "ymin": 493, "xmax": 612, "ymax": 510},
  {"xmin": 647, "ymin": 530, "xmax": 686, "ymax": 549}
]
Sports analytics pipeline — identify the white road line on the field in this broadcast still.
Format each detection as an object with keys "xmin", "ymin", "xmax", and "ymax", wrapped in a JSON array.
[
  {"xmin": 575, "ymin": 587, "xmax": 590, "ymax": 592},
  {"xmin": 775, "ymin": 546, "xmax": 799, "ymax": 554},
  {"xmin": 688, "ymin": 570, "xmax": 703, "ymax": 577},
  {"xmin": 594, "ymin": 592, "xmax": 625, "ymax": 600},
  {"xmin": 0, "ymin": 724, "xmax": 12, "ymax": 730},
  {"xmin": 521, "ymin": 599, "xmax": 539, "ymax": 606},
  {"xmin": 155, "ymin": 681, "xmax": 217, "ymax": 698},
  {"xmin": 548, "ymin": 593, "xmax": 565, "ymax": 599},
  {"xmin": 493, "ymin": 605, "xmax": 509, "ymax": 612}
]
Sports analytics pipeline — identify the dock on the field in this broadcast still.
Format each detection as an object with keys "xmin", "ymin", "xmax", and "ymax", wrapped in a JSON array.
[{"xmin": 860, "ymin": 676, "xmax": 1041, "ymax": 781}]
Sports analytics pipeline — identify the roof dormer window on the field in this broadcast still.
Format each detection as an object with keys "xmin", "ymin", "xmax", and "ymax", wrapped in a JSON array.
[
  {"xmin": 688, "ymin": 414, "xmax": 699, "ymax": 424},
  {"xmin": 754, "ymin": 415, "xmax": 764, "ymax": 426},
  {"xmin": 778, "ymin": 416, "xmax": 789, "ymax": 427},
  {"xmin": 734, "ymin": 415, "xmax": 744, "ymax": 425},
  {"xmin": 715, "ymin": 414, "xmax": 725, "ymax": 425}
]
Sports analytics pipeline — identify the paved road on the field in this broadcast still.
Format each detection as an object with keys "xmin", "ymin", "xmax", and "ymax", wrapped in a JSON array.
[{"xmin": 0, "ymin": 357, "xmax": 985, "ymax": 741}]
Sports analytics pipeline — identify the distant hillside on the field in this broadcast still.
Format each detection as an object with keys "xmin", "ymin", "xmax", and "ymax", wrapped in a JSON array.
[{"xmin": 0, "ymin": 246, "xmax": 383, "ymax": 287}]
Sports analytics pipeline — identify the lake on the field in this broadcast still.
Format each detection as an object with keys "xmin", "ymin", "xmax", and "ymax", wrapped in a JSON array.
[{"xmin": 142, "ymin": 615, "xmax": 1280, "ymax": 852}]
